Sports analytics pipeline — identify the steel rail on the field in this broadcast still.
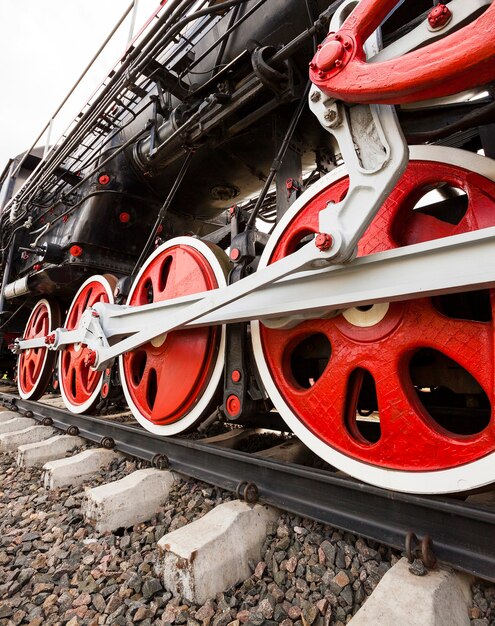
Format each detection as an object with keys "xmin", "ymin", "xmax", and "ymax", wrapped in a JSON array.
[{"xmin": 1, "ymin": 391, "xmax": 494, "ymax": 583}]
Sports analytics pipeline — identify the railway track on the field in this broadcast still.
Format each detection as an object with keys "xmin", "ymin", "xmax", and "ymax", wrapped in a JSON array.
[{"xmin": 1, "ymin": 388, "xmax": 494, "ymax": 584}]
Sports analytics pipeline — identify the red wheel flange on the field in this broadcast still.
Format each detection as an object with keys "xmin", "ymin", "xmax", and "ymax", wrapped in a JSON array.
[{"xmin": 309, "ymin": 0, "xmax": 495, "ymax": 104}]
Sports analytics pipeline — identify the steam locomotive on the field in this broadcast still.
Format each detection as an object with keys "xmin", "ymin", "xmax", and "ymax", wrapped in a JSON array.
[{"xmin": 2, "ymin": 0, "xmax": 495, "ymax": 494}]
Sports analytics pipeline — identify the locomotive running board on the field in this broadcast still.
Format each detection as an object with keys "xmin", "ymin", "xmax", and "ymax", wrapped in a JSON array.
[{"xmin": 2, "ymin": 392, "xmax": 495, "ymax": 583}]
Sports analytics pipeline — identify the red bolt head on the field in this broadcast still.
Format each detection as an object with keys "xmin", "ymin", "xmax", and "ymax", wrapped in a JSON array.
[
  {"xmin": 230, "ymin": 248, "xmax": 241, "ymax": 261},
  {"xmin": 119, "ymin": 212, "xmax": 130, "ymax": 224},
  {"xmin": 63, "ymin": 215, "xmax": 69, "ymax": 222},
  {"xmin": 69, "ymin": 245, "xmax": 83, "ymax": 258},
  {"xmin": 98, "ymin": 174, "xmax": 111, "ymax": 185},
  {"xmin": 102, "ymin": 383, "xmax": 109, "ymax": 398},
  {"xmin": 231, "ymin": 370, "xmax": 242, "ymax": 383},
  {"xmin": 45, "ymin": 333, "xmax": 55, "ymax": 345},
  {"xmin": 33, "ymin": 263, "xmax": 42, "ymax": 272},
  {"xmin": 315, "ymin": 233, "xmax": 333, "ymax": 251},
  {"xmin": 428, "ymin": 4, "xmax": 452, "ymax": 28},
  {"xmin": 226, "ymin": 394, "xmax": 241, "ymax": 417},
  {"xmin": 84, "ymin": 350, "xmax": 97, "ymax": 368}
]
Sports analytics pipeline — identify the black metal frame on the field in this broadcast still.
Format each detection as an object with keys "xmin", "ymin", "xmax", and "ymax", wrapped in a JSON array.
[{"xmin": 2, "ymin": 391, "xmax": 494, "ymax": 583}]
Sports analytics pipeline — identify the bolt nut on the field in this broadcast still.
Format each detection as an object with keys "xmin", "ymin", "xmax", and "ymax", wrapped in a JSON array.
[
  {"xmin": 324, "ymin": 109, "xmax": 338, "ymax": 123},
  {"xmin": 101, "ymin": 437, "xmax": 115, "ymax": 450},
  {"xmin": 315, "ymin": 232, "xmax": 333, "ymax": 251},
  {"xmin": 428, "ymin": 3, "xmax": 452, "ymax": 29},
  {"xmin": 310, "ymin": 91, "xmax": 321, "ymax": 103},
  {"xmin": 84, "ymin": 350, "xmax": 97, "ymax": 368}
]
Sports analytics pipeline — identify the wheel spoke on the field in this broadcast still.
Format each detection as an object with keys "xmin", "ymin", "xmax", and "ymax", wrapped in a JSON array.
[{"xmin": 397, "ymin": 300, "xmax": 493, "ymax": 394}]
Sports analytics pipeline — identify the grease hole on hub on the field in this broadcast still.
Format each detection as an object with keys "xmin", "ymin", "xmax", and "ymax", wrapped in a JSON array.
[
  {"xmin": 345, "ymin": 368, "xmax": 381, "ymax": 444},
  {"xmin": 410, "ymin": 348, "xmax": 490, "ymax": 436},
  {"xmin": 288, "ymin": 333, "xmax": 331, "ymax": 389}
]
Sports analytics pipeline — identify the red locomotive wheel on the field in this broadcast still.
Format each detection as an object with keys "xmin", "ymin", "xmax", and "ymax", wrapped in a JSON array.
[
  {"xmin": 253, "ymin": 146, "xmax": 495, "ymax": 493},
  {"xmin": 120, "ymin": 237, "xmax": 228, "ymax": 435},
  {"xmin": 18, "ymin": 299, "xmax": 61, "ymax": 400},
  {"xmin": 59, "ymin": 275, "xmax": 116, "ymax": 414}
]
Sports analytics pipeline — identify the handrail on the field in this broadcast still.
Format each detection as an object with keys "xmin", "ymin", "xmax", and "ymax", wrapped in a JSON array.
[{"xmin": 11, "ymin": 1, "xmax": 137, "ymax": 180}]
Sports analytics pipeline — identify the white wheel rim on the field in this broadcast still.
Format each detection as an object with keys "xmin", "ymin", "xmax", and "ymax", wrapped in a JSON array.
[
  {"xmin": 119, "ymin": 236, "xmax": 227, "ymax": 436},
  {"xmin": 251, "ymin": 145, "xmax": 495, "ymax": 494}
]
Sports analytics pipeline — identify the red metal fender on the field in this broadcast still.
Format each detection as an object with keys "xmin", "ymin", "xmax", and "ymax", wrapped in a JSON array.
[{"xmin": 309, "ymin": 0, "xmax": 495, "ymax": 104}]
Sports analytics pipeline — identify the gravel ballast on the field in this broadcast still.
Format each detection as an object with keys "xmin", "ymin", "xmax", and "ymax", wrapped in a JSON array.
[{"xmin": 0, "ymin": 448, "xmax": 493, "ymax": 626}]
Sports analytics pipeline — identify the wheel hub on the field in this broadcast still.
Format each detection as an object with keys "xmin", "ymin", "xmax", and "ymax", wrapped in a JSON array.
[{"xmin": 342, "ymin": 303, "xmax": 391, "ymax": 329}]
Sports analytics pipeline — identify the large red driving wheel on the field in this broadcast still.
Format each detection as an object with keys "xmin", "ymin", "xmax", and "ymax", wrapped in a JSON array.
[
  {"xmin": 120, "ymin": 237, "xmax": 228, "ymax": 435},
  {"xmin": 59, "ymin": 275, "xmax": 116, "ymax": 414},
  {"xmin": 18, "ymin": 298, "xmax": 61, "ymax": 400},
  {"xmin": 252, "ymin": 146, "xmax": 495, "ymax": 493}
]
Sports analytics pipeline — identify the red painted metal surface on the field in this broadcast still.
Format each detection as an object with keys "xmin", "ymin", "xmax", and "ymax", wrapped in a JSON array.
[
  {"xmin": 310, "ymin": 0, "xmax": 495, "ymax": 104},
  {"xmin": 122, "ymin": 244, "xmax": 220, "ymax": 426},
  {"xmin": 60, "ymin": 280, "xmax": 112, "ymax": 409},
  {"xmin": 260, "ymin": 160, "xmax": 495, "ymax": 470},
  {"xmin": 18, "ymin": 301, "xmax": 51, "ymax": 397}
]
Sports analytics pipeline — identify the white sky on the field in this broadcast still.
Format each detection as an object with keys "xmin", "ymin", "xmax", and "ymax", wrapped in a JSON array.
[{"xmin": 0, "ymin": 0, "xmax": 160, "ymax": 168}]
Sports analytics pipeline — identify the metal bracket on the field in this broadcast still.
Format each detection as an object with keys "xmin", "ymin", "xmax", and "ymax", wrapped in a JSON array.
[{"xmin": 308, "ymin": 20, "xmax": 408, "ymax": 263}]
